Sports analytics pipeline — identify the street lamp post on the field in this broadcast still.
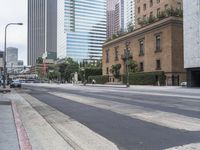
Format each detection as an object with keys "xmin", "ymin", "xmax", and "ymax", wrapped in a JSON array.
[
  {"xmin": 81, "ymin": 68, "xmax": 86, "ymax": 86},
  {"xmin": 124, "ymin": 41, "xmax": 132, "ymax": 88},
  {"xmin": 3, "ymin": 23, "xmax": 23, "ymax": 88}
]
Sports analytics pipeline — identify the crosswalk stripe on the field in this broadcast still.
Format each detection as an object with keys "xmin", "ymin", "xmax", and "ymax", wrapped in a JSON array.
[{"xmin": 50, "ymin": 92, "xmax": 200, "ymax": 131}]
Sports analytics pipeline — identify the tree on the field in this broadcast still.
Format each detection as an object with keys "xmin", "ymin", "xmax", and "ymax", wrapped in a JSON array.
[
  {"xmin": 36, "ymin": 57, "xmax": 43, "ymax": 64},
  {"xmin": 47, "ymin": 71, "xmax": 60, "ymax": 80},
  {"xmin": 127, "ymin": 22, "xmax": 134, "ymax": 32},
  {"xmin": 128, "ymin": 60, "xmax": 138, "ymax": 73},
  {"xmin": 58, "ymin": 58, "xmax": 79, "ymax": 82},
  {"xmin": 96, "ymin": 59, "xmax": 102, "ymax": 68},
  {"xmin": 47, "ymin": 64, "xmax": 60, "ymax": 81},
  {"xmin": 112, "ymin": 34, "xmax": 118, "ymax": 39},
  {"xmin": 36, "ymin": 57, "xmax": 44, "ymax": 78},
  {"xmin": 79, "ymin": 59, "xmax": 102, "ymax": 82},
  {"xmin": 110, "ymin": 64, "xmax": 121, "ymax": 79}
]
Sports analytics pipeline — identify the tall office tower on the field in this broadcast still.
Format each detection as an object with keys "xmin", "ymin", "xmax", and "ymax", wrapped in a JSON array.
[
  {"xmin": 57, "ymin": 0, "xmax": 67, "ymax": 59},
  {"xmin": 135, "ymin": 0, "xmax": 182, "ymax": 29},
  {"xmin": 107, "ymin": 0, "xmax": 125, "ymax": 38},
  {"xmin": 65, "ymin": 0, "xmax": 107, "ymax": 61},
  {"xmin": 28, "ymin": 0, "xmax": 66, "ymax": 65},
  {"xmin": 184, "ymin": 0, "xmax": 200, "ymax": 87},
  {"xmin": 124, "ymin": 0, "xmax": 134, "ymax": 30},
  {"xmin": 114, "ymin": 0, "xmax": 124, "ymax": 34},
  {"xmin": 6, "ymin": 47, "xmax": 18, "ymax": 68},
  {"xmin": 107, "ymin": 0, "xmax": 118, "ymax": 38}
]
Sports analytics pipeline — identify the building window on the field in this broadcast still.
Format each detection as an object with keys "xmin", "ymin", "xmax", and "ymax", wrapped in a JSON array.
[
  {"xmin": 155, "ymin": 35, "xmax": 161, "ymax": 52},
  {"xmin": 177, "ymin": 2, "xmax": 182, "ymax": 9},
  {"xmin": 115, "ymin": 47, "xmax": 119, "ymax": 61},
  {"xmin": 139, "ymin": 39, "xmax": 144, "ymax": 56},
  {"xmin": 140, "ymin": 62, "xmax": 144, "ymax": 71},
  {"xmin": 106, "ymin": 49, "xmax": 109, "ymax": 63},
  {"xmin": 165, "ymin": 4, "xmax": 169, "ymax": 10},
  {"xmin": 150, "ymin": 0, "xmax": 153, "ymax": 7},
  {"xmin": 138, "ymin": 7, "xmax": 140, "ymax": 14},
  {"xmin": 143, "ymin": 15, "xmax": 147, "ymax": 20},
  {"xmin": 143, "ymin": 3, "xmax": 147, "ymax": 11},
  {"xmin": 137, "ymin": 17, "xmax": 141, "ymax": 24},
  {"xmin": 106, "ymin": 67, "xmax": 109, "ymax": 74},
  {"xmin": 157, "ymin": 8, "xmax": 160, "ymax": 15},
  {"xmin": 150, "ymin": 12, "xmax": 153, "ymax": 18},
  {"xmin": 156, "ymin": 59, "xmax": 161, "ymax": 70}
]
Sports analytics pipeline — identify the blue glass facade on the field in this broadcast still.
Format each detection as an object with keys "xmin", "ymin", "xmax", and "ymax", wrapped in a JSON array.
[{"xmin": 64, "ymin": 0, "xmax": 106, "ymax": 61}]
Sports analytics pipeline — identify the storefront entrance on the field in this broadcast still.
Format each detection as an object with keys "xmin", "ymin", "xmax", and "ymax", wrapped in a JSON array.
[{"xmin": 187, "ymin": 68, "xmax": 200, "ymax": 87}]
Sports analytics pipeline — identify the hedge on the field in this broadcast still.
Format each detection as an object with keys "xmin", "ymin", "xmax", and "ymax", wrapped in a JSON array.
[
  {"xmin": 122, "ymin": 71, "xmax": 166, "ymax": 85},
  {"xmin": 85, "ymin": 68, "xmax": 102, "ymax": 80},
  {"xmin": 88, "ymin": 75, "xmax": 109, "ymax": 84}
]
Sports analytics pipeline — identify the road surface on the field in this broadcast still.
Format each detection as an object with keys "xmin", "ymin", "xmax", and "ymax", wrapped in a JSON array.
[{"xmin": 16, "ymin": 84, "xmax": 200, "ymax": 150}]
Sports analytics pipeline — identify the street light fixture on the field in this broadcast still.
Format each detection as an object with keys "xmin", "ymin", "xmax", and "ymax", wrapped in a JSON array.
[{"xmin": 3, "ymin": 23, "xmax": 23, "ymax": 88}]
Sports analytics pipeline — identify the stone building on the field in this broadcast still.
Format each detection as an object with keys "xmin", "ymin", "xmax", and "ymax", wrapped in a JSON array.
[
  {"xmin": 107, "ymin": 0, "xmax": 124, "ymax": 38},
  {"xmin": 183, "ymin": 0, "xmax": 200, "ymax": 87},
  {"xmin": 102, "ymin": 0, "xmax": 184, "ymax": 85},
  {"xmin": 102, "ymin": 17, "xmax": 185, "ymax": 85}
]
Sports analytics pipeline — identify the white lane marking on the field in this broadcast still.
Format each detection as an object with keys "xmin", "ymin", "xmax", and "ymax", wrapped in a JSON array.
[
  {"xmin": 99, "ymin": 89, "xmax": 200, "ymax": 101},
  {"xmin": 21, "ymin": 93, "xmax": 119, "ymax": 150},
  {"xmin": 50, "ymin": 92, "xmax": 200, "ymax": 131},
  {"xmin": 24, "ymin": 83, "xmax": 200, "ymax": 101},
  {"xmin": 164, "ymin": 143, "xmax": 200, "ymax": 150},
  {"xmin": 83, "ymin": 92, "xmax": 200, "ymax": 112}
]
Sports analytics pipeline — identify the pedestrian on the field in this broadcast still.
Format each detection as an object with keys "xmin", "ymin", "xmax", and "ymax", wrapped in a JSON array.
[{"xmin": 92, "ymin": 79, "xmax": 96, "ymax": 84}]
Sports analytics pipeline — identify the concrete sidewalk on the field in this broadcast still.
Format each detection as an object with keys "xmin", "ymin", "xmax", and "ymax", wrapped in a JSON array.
[
  {"xmin": 0, "ymin": 86, "xmax": 11, "ymax": 93},
  {"xmin": 5, "ymin": 91, "xmax": 119, "ymax": 150},
  {"xmin": 0, "ymin": 95, "xmax": 19, "ymax": 150}
]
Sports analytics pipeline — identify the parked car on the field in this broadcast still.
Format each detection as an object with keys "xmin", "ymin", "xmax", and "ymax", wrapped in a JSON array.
[
  {"xmin": 10, "ymin": 80, "xmax": 22, "ymax": 88},
  {"xmin": 180, "ymin": 82, "xmax": 187, "ymax": 87}
]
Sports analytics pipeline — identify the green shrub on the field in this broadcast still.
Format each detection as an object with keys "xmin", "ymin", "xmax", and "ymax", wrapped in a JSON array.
[
  {"xmin": 85, "ymin": 68, "xmax": 102, "ymax": 79},
  {"xmin": 88, "ymin": 75, "xmax": 109, "ymax": 84},
  {"xmin": 122, "ymin": 72, "xmax": 166, "ymax": 85}
]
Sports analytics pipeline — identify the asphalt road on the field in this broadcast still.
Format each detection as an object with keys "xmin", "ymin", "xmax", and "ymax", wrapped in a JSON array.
[{"xmin": 19, "ymin": 84, "xmax": 200, "ymax": 150}]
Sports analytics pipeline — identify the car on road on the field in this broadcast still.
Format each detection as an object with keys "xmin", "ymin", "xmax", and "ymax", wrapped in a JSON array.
[
  {"xmin": 180, "ymin": 82, "xmax": 187, "ymax": 87},
  {"xmin": 10, "ymin": 80, "xmax": 22, "ymax": 88}
]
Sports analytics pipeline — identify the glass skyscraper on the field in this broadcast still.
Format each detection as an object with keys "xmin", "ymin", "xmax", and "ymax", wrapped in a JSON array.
[
  {"xmin": 124, "ymin": 0, "xmax": 134, "ymax": 29},
  {"xmin": 64, "ymin": 0, "xmax": 107, "ymax": 61}
]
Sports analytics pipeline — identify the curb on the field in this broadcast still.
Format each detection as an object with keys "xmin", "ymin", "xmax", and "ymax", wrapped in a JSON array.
[
  {"xmin": 0, "ymin": 89, "xmax": 11, "ymax": 93},
  {"xmin": 11, "ymin": 101, "xmax": 32, "ymax": 150},
  {"xmin": 78, "ymin": 84, "xmax": 128, "ymax": 88}
]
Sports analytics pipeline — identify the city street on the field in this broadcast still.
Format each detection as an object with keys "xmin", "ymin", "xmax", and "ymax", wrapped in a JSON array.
[{"xmin": 12, "ymin": 84, "xmax": 200, "ymax": 150}]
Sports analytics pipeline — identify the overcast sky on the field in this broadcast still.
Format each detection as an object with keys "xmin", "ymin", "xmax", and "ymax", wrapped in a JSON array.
[{"xmin": 0, "ymin": 0, "xmax": 27, "ymax": 65}]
